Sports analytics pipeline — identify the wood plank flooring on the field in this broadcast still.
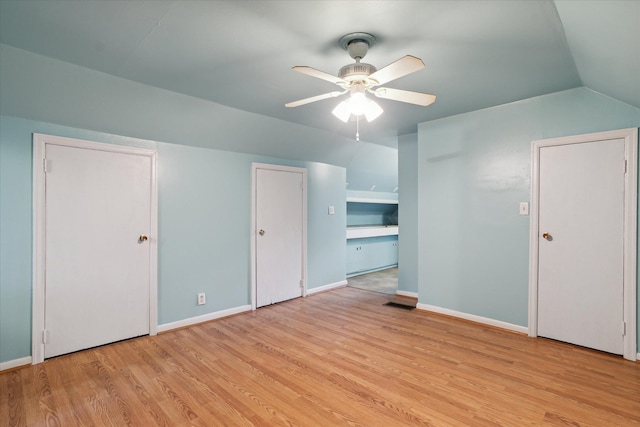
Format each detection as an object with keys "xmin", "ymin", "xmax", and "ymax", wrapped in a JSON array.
[{"xmin": 2, "ymin": 286, "xmax": 639, "ymax": 426}]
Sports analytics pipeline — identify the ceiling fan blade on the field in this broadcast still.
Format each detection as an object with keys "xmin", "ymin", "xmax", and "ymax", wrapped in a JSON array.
[
  {"xmin": 285, "ymin": 91, "xmax": 346, "ymax": 108},
  {"xmin": 368, "ymin": 55, "xmax": 425, "ymax": 86},
  {"xmin": 292, "ymin": 66, "xmax": 346, "ymax": 85},
  {"xmin": 372, "ymin": 87, "xmax": 436, "ymax": 106}
]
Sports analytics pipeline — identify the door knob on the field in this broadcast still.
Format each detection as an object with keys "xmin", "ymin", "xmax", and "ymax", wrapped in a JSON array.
[
  {"xmin": 259, "ymin": 229, "xmax": 265, "ymax": 236},
  {"xmin": 542, "ymin": 232, "xmax": 552, "ymax": 241},
  {"xmin": 139, "ymin": 235, "xmax": 148, "ymax": 243}
]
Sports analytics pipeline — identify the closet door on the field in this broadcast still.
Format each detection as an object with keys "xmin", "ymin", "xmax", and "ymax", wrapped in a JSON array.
[
  {"xmin": 255, "ymin": 166, "xmax": 305, "ymax": 307},
  {"xmin": 40, "ymin": 138, "xmax": 154, "ymax": 358},
  {"xmin": 537, "ymin": 139, "xmax": 625, "ymax": 355}
]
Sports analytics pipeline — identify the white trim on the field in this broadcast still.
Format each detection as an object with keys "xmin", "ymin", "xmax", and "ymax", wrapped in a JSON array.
[
  {"xmin": 306, "ymin": 280, "xmax": 347, "ymax": 295},
  {"xmin": 528, "ymin": 128, "xmax": 637, "ymax": 361},
  {"xmin": 0, "ymin": 356, "xmax": 32, "ymax": 372},
  {"xmin": 32, "ymin": 133, "xmax": 159, "ymax": 364},
  {"xmin": 157, "ymin": 305, "xmax": 252, "ymax": 333},
  {"xmin": 251, "ymin": 163, "xmax": 308, "ymax": 310},
  {"xmin": 623, "ymin": 130, "xmax": 638, "ymax": 361},
  {"xmin": 417, "ymin": 304, "xmax": 528, "ymax": 334},
  {"xmin": 396, "ymin": 290, "xmax": 418, "ymax": 298},
  {"xmin": 148, "ymin": 150, "xmax": 159, "ymax": 337},
  {"xmin": 32, "ymin": 138, "xmax": 46, "ymax": 365},
  {"xmin": 347, "ymin": 197, "xmax": 398, "ymax": 204}
]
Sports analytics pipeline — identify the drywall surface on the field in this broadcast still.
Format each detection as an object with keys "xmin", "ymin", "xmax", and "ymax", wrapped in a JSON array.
[
  {"xmin": 0, "ymin": 116, "xmax": 346, "ymax": 363},
  {"xmin": 398, "ymin": 133, "xmax": 418, "ymax": 294},
  {"xmin": 414, "ymin": 87, "xmax": 639, "ymax": 331}
]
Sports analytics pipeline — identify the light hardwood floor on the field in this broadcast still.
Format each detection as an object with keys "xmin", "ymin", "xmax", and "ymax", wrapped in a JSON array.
[{"xmin": 2, "ymin": 286, "xmax": 639, "ymax": 426}]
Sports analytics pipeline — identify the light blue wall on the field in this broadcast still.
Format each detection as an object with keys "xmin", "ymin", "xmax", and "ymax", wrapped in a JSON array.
[
  {"xmin": 413, "ymin": 88, "xmax": 640, "ymax": 340},
  {"xmin": 346, "ymin": 143, "xmax": 398, "ymax": 193},
  {"xmin": 0, "ymin": 116, "xmax": 346, "ymax": 363},
  {"xmin": 0, "ymin": 117, "xmax": 33, "ymax": 362},
  {"xmin": 0, "ymin": 43, "xmax": 392, "ymax": 175},
  {"xmin": 305, "ymin": 162, "xmax": 347, "ymax": 289},
  {"xmin": 156, "ymin": 143, "xmax": 252, "ymax": 322},
  {"xmin": 398, "ymin": 133, "xmax": 418, "ymax": 294},
  {"xmin": 0, "ymin": 43, "xmax": 390, "ymax": 365}
]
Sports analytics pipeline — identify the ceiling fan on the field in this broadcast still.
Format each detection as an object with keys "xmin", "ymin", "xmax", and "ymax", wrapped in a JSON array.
[{"xmin": 285, "ymin": 32, "xmax": 436, "ymax": 125}]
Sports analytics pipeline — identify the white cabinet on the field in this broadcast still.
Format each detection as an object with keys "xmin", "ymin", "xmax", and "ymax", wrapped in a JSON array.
[
  {"xmin": 346, "ymin": 242, "xmax": 366, "ymax": 275},
  {"xmin": 346, "ymin": 196, "xmax": 399, "ymax": 276},
  {"xmin": 347, "ymin": 237, "xmax": 398, "ymax": 276}
]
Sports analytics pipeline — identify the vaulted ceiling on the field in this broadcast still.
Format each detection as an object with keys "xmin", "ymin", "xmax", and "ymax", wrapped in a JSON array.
[{"xmin": 0, "ymin": 1, "xmax": 638, "ymax": 147}]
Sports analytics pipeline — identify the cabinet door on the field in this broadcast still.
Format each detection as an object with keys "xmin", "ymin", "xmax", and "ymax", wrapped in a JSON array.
[
  {"xmin": 346, "ymin": 242, "xmax": 364, "ymax": 275},
  {"xmin": 348, "ymin": 237, "xmax": 399, "ymax": 275},
  {"xmin": 363, "ymin": 240, "xmax": 384, "ymax": 272},
  {"xmin": 369, "ymin": 238, "xmax": 398, "ymax": 270},
  {"xmin": 389, "ymin": 240, "xmax": 399, "ymax": 265}
]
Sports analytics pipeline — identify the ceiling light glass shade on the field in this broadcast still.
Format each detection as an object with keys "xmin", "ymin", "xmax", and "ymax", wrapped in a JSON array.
[
  {"xmin": 364, "ymin": 99, "xmax": 383, "ymax": 122},
  {"xmin": 332, "ymin": 100, "xmax": 352, "ymax": 122},
  {"xmin": 332, "ymin": 94, "xmax": 384, "ymax": 123},
  {"xmin": 349, "ymin": 92, "xmax": 369, "ymax": 116}
]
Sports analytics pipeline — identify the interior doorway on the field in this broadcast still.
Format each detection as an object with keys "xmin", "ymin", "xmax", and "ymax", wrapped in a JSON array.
[
  {"xmin": 32, "ymin": 134, "xmax": 158, "ymax": 363},
  {"xmin": 251, "ymin": 163, "xmax": 307, "ymax": 309},
  {"xmin": 528, "ymin": 128, "xmax": 637, "ymax": 361}
]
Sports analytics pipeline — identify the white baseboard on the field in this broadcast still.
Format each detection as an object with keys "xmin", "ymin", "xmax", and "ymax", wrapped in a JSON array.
[
  {"xmin": 396, "ymin": 290, "xmax": 418, "ymax": 298},
  {"xmin": 157, "ymin": 305, "xmax": 252, "ymax": 333},
  {"xmin": 0, "ymin": 356, "xmax": 32, "ymax": 372},
  {"xmin": 306, "ymin": 280, "xmax": 347, "ymax": 295},
  {"xmin": 416, "ymin": 303, "xmax": 528, "ymax": 334}
]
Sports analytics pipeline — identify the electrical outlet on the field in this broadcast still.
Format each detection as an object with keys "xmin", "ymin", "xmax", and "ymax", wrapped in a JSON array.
[
  {"xmin": 328, "ymin": 205, "xmax": 335, "ymax": 215},
  {"xmin": 197, "ymin": 293, "xmax": 206, "ymax": 305}
]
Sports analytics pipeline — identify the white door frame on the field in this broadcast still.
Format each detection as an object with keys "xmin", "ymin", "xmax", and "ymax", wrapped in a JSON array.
[
  {"xmin": 32, "ymin": 133, "xmax": 158, "ymax": 364},
  {"xmin": 528, "ymin": 128, "xmax": 637, "ymax": 361},
  {"xmin": 251, "ymin": 163, "xmax": 307, "ymax": 310}
]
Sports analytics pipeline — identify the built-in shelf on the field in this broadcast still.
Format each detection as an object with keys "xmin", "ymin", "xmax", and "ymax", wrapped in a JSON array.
[
  {"xmin": 346, "ymin": 225, "xmax": 399, "ymax": 239},
  {"xmin": 346, "ymin": 197, "xmax": 398, "ymax": 204},
  {"xmin": 346, "ymin": 192, "xmax": 399, "ymax": 276}
]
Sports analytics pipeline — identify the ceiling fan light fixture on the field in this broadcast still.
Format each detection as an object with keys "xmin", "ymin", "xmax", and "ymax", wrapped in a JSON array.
[
  {"xmin": 349, "ymin": 92, "xmax": 369, "ymax": 116},
  {"xmin": 364, "ymin": 99, "xmax": 383, "ymax": 122},
  {"xmin": 332, "ymin": 93, "xmax": 383, "ymax": 123},
  {"xmin": 332, "ymin": 100, "xmax": 352, "ymax": 122},
  {"xmin": 287, "ymin": 31, "xmax": 434, "ymax": 136}
]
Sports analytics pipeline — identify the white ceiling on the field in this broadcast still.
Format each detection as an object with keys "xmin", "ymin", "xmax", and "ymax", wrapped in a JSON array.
[{"xmin": 0, "ymin": 1, "xmax": 638, "ymax": 147}]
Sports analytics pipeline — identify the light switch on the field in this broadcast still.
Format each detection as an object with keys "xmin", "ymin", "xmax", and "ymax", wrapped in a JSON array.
[
  {"xmin": 328, "ymin": 205, "xmax": 335, "ymax": 215},
  {"xmin": 519, "ymin": 202, "xmax": 529, "ymax": 216}
]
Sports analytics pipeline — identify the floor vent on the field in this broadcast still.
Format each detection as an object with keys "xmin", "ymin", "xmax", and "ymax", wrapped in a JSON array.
[{"xmin": 383, "ymin": 301, "xmax": 415, "ymax": 310}]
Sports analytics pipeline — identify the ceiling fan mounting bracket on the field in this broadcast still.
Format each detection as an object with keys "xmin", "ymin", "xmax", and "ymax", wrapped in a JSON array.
[{"xmin": 338, "ymin": 32, "xmax": 376, "ymax": 60}]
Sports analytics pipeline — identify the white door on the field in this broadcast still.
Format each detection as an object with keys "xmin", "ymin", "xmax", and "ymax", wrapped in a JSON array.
[
  {"xmin": 537, "ymin": 139, "xmax": 625, "ymax": 355},
  {"xmin": 255, "ymin": 167, "xmax": 304, "ymax": 307},
  {"xmin": 44, "ymin": 143, "xmax": 153, "ymax": 358}
]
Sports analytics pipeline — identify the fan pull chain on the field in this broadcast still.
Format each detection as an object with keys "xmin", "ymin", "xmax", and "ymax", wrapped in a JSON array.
[{"xmin": 356, "ymin": 115, "xmax": 360, "ymax": 142}]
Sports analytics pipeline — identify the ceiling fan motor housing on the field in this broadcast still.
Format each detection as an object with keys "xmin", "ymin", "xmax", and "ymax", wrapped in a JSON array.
[{"xmin": 338, "ymin": 63, "xmax": 377, "ymax": 82}]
